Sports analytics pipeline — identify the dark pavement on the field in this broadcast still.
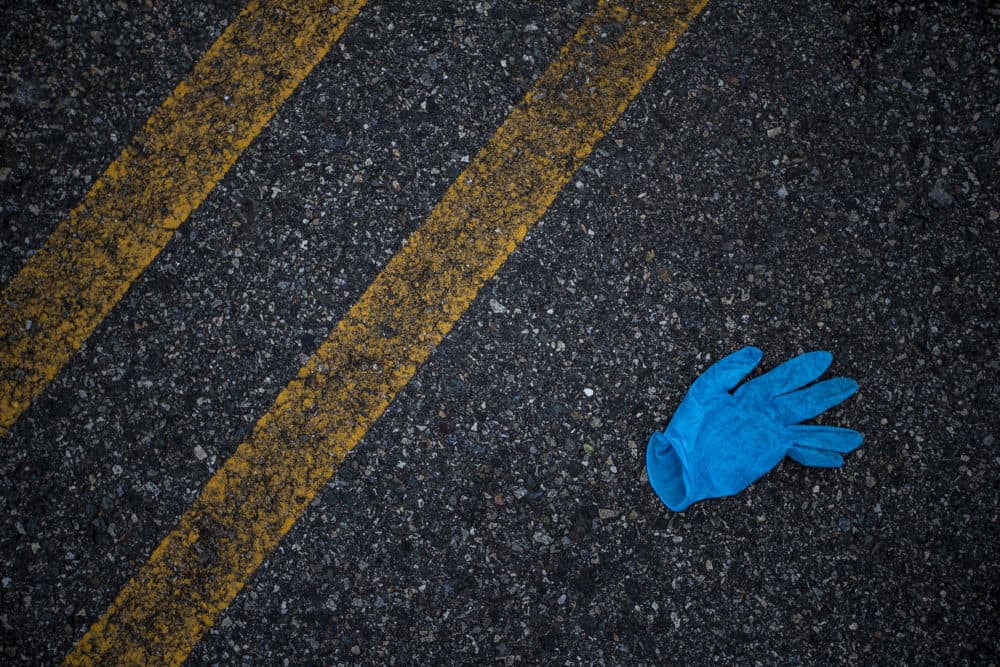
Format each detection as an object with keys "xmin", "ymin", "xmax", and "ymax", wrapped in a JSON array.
[{"xmin": 2, "ymin": 0, "xmax": 998, "ymax": 663}]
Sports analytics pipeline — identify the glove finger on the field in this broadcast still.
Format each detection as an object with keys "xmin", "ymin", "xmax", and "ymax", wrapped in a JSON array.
[
  {"xmin": 774, "ymin": 377, "xmax": 859, "ymax": 423},
  {"xmin": 690, "ymin": 346, "xmax": 763, "ymax": 398},
  {"xmin": 788, "ymin": 445, "xmax": 844, "ymax": 468},
  {"xmin": 787, "ymin": 425, "xmax": 863, "ymax": 453},
  {"xmin": 734, "ymin": 351, "xmax": 832, "ymax": 400}
]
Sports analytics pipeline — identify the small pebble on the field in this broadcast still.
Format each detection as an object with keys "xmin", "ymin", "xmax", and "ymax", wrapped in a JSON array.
[{"xmin": 929, "ymin": 182, "xmax": 953, "ymax": 208}]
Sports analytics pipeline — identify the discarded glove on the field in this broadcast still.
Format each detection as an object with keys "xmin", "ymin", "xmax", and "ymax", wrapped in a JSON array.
[{"xmin": 646, "ymin": 347, "xmax": 862, "ymax": 511}]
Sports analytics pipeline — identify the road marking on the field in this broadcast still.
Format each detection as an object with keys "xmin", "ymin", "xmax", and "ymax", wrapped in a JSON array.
[
  {"xmin": 0, "ymin": 0, "xmax": 366, "ymax": 435},
  {"xmin": 64, "ymin": 1, "xmax": 708, "ymax": 663}
]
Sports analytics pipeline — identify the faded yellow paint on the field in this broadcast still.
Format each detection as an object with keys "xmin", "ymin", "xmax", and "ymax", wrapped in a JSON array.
[
  {"xmin": 0, "ymin": 0, "xmax": 366, "ymax": 434},
  {"xmin": 63, "ymin": 1, "xmax": 708, "ymax": 664}
]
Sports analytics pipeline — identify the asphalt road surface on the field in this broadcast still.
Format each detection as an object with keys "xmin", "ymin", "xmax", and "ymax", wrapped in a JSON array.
[{"xmin": 2, "ymin": 0, "xmax": 998, "ymax": 664}]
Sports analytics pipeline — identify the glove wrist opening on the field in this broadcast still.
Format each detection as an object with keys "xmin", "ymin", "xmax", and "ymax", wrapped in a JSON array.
[{"xmin": 646, "ymin": 433, "xmax": 695, "ymax": 512}]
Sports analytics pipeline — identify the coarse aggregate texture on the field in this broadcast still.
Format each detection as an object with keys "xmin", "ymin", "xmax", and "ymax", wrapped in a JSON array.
[
  {"xmin": 0, "ymin": 0, "xmax": 366, "ymax": 434},
  {"xmin": 64, "ymin": 2, "xmax": 709, "ymax": 662},
  {"xmin": 2, "ymin": 0, "xmax": 999, "ymax": 664}
]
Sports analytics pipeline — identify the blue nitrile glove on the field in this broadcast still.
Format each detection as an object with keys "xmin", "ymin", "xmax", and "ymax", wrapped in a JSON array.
[{"xmin": 646, "ymin": 347, "xmax": 862, "ymax": 511}]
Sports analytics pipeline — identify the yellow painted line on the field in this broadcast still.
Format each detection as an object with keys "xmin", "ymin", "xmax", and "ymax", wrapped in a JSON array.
[
  {"xmin": 64, "ymin": 1, "xmax": 708, "ymax": 664},
  {"xmin": 0, "ymin": 0, "xmax": 366, "ymax": 435}
]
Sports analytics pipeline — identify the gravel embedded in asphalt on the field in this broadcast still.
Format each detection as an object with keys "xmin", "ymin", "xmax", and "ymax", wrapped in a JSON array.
[{"xmin": 2, "ymin": 0, "xmax": 998, "ymax": 663}]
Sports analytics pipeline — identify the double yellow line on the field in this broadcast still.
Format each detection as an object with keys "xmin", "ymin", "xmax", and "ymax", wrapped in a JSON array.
[{"xmin": 2, "ymin": 1, "xmax": 708, "ymax": 663}]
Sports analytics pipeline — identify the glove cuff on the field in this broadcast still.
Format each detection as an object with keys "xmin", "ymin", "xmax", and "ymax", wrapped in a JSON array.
[{"xmin": 645, "ymin": 431, "xmax": 698, "ymax": 512}]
